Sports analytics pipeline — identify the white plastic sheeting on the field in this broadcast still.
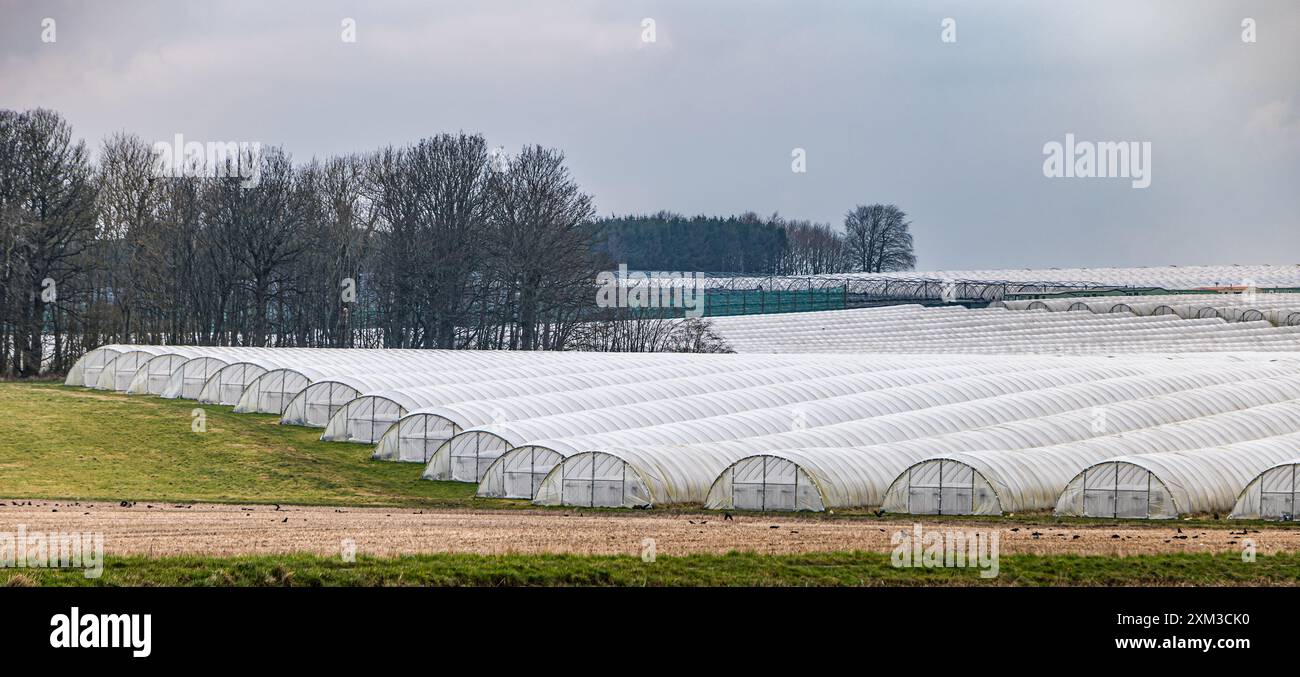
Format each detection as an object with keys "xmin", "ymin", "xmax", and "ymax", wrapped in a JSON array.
[
  {"xmin": 711, "ymin": 369, "xmax": 1300, "ymax": 512},
  {"xmin": 333, "ymin": 355, "xmax": 827, "ymax": 448},
  {"xmin": 706, "ymin": 305, "xmax": 1300, "ymax": 354},
  {"xmin": 471, "ymin": 357, "xmax": 1092, "ymax": 492},
  {"xmin": 873, "ymin": 375, "xmax": 1300, "ymax": 515},
  {"xmin": 64, "ymin": 344, "xmax": 131, "ymax": 387},
  {"xmin": 528, "ymin": 361, "xmax": 1258, "ymax": 507},
  {"xmin": 1229, "ymin": 458, "xmax": 1300, "ymax": 520},
  {"xmin": 1055, "ymin": 432, "xmax": 1300, "ymax": 518}
]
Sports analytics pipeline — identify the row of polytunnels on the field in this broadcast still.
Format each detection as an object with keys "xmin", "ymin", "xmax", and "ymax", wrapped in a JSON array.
[{"xmin": 64, "ymin": 305, "xmax": 1300, "ymax": 521}]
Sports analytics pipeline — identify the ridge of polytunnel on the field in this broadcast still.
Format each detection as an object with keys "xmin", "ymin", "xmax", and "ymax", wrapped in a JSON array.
[{"xmin": 882, "ymin": 455, "xmax": 1007, "ymax": 516}]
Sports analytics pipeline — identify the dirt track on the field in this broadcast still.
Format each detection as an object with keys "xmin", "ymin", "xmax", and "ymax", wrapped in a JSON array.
[{"xmin": 2, "ymin": 499, "xmax": 1296, "ymax": 558}]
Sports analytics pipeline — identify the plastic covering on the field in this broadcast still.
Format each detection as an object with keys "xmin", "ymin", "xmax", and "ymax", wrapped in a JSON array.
[
  {"xmin": 1229, "ymin": 458, "xmax": 1300, "ymax": 520},
  {"xmin": 706, "ymin": 305, "xmax": 1300, "ymax": 353},
  {"xmin": 332, "ymin": 355, "xmax": 824, "ymax": 447},
  {"xmin": 1055, "ymin": 432, "xmax": 1300, "ymax": 518},
  {"xmin": 529, "ymin": 360, "xmax": 1289, "ymax": 507}
]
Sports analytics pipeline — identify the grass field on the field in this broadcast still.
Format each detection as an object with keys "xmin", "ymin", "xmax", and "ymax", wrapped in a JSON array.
[
  {"xmin": 0, "ymin": 381, "xmax": 487, "ymax": 508},
  {"xmin": 4, "ymin": 551, "xmax": 1298, "ymax": 587}
]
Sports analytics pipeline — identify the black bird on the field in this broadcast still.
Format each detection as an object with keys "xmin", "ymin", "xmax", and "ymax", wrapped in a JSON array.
[
  {"xmin": 723, "ymin": 512, "xmax": 733, "ymax": 521},
  {"xmin": 281, "ymin": 517, "xmax": 288, "ymax": 523}
]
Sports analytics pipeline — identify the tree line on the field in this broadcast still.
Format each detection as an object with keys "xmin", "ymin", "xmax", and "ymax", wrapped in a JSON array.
[
  {"xmin": 595, "ymin": 207, "xmax": 915, "ymax": 276},
  {"xmin": 1, "ymin": 107, "xmax": 915, "ymax": 376}
]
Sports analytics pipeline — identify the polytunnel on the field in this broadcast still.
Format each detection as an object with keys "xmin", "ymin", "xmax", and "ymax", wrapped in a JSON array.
[
  {"xmin": 443, "ymin": 357, "xmax": 1022, "ymax": 480},
  {"xmin": 485, "ymin": 360, "xmax": 1214, "ymax": 504},
  {"xmin": 64, "ymin": 344, "xmax": 131, "ymax": 387},
  {"xmin": 1055, "ymin": 432, "xmax": 1300, "ymax": 518},
  {"xmin": 466, "ymin": 356, "xmax": 1103, "ymax": 489},
  {"xmin": 410, "ymin": 354, "xmax": 1041, "ymax": 472},
  {"xmin": 1229, "ymin": 458, "xmax": 1300, "ymax": 520},
  {"xmin": 705, "ymin": 448, "xmax": 920, "ymax": 511},
  {"xmin": 709, "ymin": 368, "xmax": 1300, "ymax": 513},
  {"xmin": 531, "ymin": 360, "xmax": 1300, "ymax": 508},
  {"xmin": 329, "ymin": 354, "xmax": 832, "ymax": 446},
  {"xmin": 93, "ymin": 346, "xmax": 185, "ymax": 391},
  {"xmin": 885, "ymin": 398, "xmax": 1300, "ymax": 515},
  {"xmin": 161, "ymin": 355, "xmax": 241, "ymax": 400},
  {"xmin": 533, "ymin": 446, "xmax": 752, "ymax": 508},
  {"xmin": 242, "ymin": 349, "xmax": 720, "ymax": 416},
  {"xmin": 134, "ymin": 347, "xmax": 306, "ymax": 397},
  {"xmin": 126, "ymin": 350, "xmax": 214, "ymax": 395}
]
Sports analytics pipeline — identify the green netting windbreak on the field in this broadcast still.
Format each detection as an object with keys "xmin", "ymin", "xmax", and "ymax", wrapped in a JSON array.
[{"xmin": 702, "ymin": 287, "xmax": 848, "ymax": 317}]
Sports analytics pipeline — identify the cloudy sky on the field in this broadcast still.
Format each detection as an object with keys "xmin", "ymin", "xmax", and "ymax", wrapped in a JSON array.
[{"xmin": 2, "ymin": 0, "xmax": 1297, "ymax": 269}]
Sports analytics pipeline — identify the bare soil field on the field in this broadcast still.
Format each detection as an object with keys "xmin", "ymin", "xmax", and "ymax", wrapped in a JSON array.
[{"xmin": 3, "ymin": 499, "xmax": 1294, "ymax": 558}]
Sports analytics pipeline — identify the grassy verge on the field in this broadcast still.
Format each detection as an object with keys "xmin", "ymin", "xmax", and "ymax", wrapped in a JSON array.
[
  {"xmin": 4, "ymin": 551, "xmax": 1298, "ymax": 587},
  {"xmin": 0, "ymin": 382, "xmax": 491, "ymax": 509}
]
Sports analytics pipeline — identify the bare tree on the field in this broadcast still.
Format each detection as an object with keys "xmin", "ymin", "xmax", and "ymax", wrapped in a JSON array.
[
  {"xmin": 843, "ymin": 203, "xmax": 915, "ymax": 273},
  {"xmin": 0, "ymin": 109, "xmax": 98, "ymax": 375},
  {"xmin": 486, "ymin": 145, "xmax": 597, "ymax": 350}
]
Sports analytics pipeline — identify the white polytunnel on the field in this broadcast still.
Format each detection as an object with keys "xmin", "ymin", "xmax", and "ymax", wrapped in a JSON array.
[
  {"xmin": 529, "ymin": 361, "xmax": 1299, "ymax": 507},
  {"xmin": 887, "ymin": 398, "xmax": 1300, "ymax": 516},
  {"xmin": 231, "ymin": 348, "xmax": 705, "ymax": 412},
  {"xmin": 64, "ymin": 344, "xmax": 132, "ymax": 387},
  {"xmin": 712, "ymin": 369, "xmax": 1300, "ymax": 513},
  {"xmin": 1229, "ymin": 457, "xmax": 1300, "ymax": 520},
  {"xmin": 706, "ymin": 448, "xmax": 920, "ymax": 512},
  {"xmin": 93, "ymin": 345, "xmax": 186, "ymax": 391},
  {"xmin": 466, "ymin": 356, "xmax": 1099, "ymax": 490},
  {"xmin": 435, "ymin": 357, "xmax": 1043, "ymax": 480},
  {"xmin": 127, "ymin": 347, "xmax": 325, "ymax": 396},
  {"xmin": 126, "ymin": 350, "xmax": 214, "ymax": 395},
  {"xmin": 330, "ymin": 354, "xmax": 835, "ymax": 447},
  {"xmin": 533, "ymin": 446, "xmax": 750, "ymax": 508},
  {"xmin": 706, "ymin": 303, "xmax": 1300, "ymax": 354},
  {"xmin": 1055, "ymin": 432, "xmax": 1300, "ymax": 519},
  {"xmin": 282, "ymin": 353, "xmax": 702, "ymax": 428},
  {"xmin": 873, "ymin": 373, "xmax": 1300, "ymax": 515}
]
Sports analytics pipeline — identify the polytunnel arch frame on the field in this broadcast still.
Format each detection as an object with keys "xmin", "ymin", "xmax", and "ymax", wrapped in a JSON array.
[
  {"xmin": 1229, "ymin": 460, "xmax": 1300, "ymax": 521},
  {"xmin": 235, "ymin": 367, "xmax": 318, "ymax": 413},
  {"xmin": 126, "ymin": 351, "xmax": 200, "ymax": 395},
  {"xmin": 160, "ymin": 355, "xmax": 233, "ymax": 400},
  {"xmin": 474, "ymin": 444, "xmax": 571, "ymax": 498},
  {"xmin": 281, "ymin": 380, "xmax": 364, "ymax": 427},
  {"xmin": 421, "ymin": 428, "xmax": 521, "ymax": 480},
  {"xmin": 533, "ymin": 450, "xmax": 659, "ymax": 509},
  {"xmin": 1056, "ymin": 460, "xmax": 1182, "ymax": 519},
  {"xmin": 376, "ymin": 410, "xmax": 478, "ymax": 464},
  {"xmin": 882, "ymin": 457, "xmax": 1009, "ymax": 516},
  {"xmin": 197, "ymin": 361, "xmax": 272, "ymax": 405},
  {"xmin": 707, "ymin": 453, "xmax": 835, "ymax": 512},
  {"xmin": 321, "ymin": 395, "xmax": 410, "ymax": 443}
]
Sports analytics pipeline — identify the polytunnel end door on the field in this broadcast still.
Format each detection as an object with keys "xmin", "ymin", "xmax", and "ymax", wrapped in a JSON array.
[{"xmin": 726, "ymin": 457, "xmax": 825, "ymax": 512}]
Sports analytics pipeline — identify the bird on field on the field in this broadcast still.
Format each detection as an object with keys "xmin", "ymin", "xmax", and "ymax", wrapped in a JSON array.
[
  {"xmin": 281, "ymin": 517, "xmax": 288, "ymax": 523},
  {"xmin": 723, "ymin": 512, "xmax": 733, "ymax": 521}
]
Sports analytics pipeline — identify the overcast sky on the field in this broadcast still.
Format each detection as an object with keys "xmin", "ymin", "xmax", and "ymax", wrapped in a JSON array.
[{"xmin": 2, "ymin": 0, "xmax": 1297, "ymax": 269}]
